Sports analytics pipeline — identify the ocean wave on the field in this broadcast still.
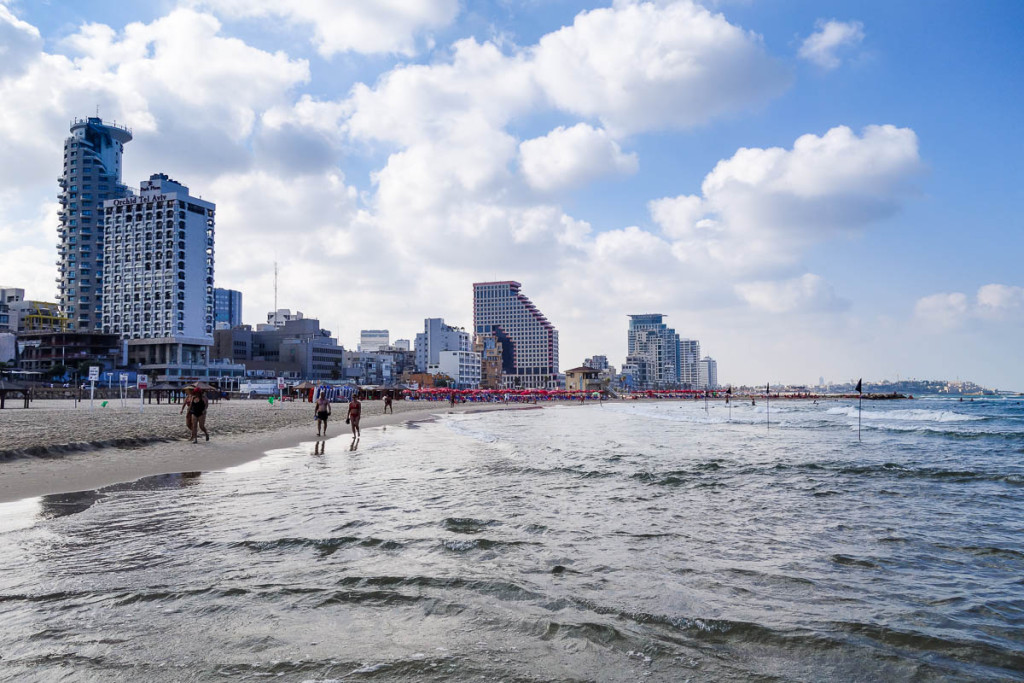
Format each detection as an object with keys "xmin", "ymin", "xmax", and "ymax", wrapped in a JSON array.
[
  {"xmin": 857, "ymin": 422, "xmax": 1024, "ymax": 440},
  {"xmin": 826, "ymin": 407, "xmax": 984, "ymax": 422},
  {"xmin": 233, "ymin": 536, "xmax": 405, "ymax": 557},
  {"xmin": 836, "ymin": 464, "xmax": 1024, "ymax": 485}
]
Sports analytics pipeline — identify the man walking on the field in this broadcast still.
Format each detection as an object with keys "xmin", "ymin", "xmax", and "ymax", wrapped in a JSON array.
[{"xmin": 314, "ymin": 392, "xmax": 331, "ymax": 437}]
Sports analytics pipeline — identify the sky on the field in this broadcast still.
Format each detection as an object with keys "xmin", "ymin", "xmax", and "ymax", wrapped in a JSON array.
[{"xmin": 0, "ymin": 0, "xmax": 1021, "ymax": 390}]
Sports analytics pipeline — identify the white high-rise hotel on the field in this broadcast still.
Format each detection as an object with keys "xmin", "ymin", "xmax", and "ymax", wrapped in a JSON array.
[
  {"xmin": 102, "ymin": 173, "xmax": 215, "ymax": 368},
  {"xmin": 472, "ymin": 281, "xmax": 559, "ymax": 389}
]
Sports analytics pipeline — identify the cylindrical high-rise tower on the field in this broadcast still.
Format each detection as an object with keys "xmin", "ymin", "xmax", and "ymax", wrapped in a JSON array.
[{"xmin": 57, "ymin": 117, "xmax": 132, "ymax": 331}]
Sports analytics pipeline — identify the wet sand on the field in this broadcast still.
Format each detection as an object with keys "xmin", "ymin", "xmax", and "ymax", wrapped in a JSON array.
[{"xmin": 0, "ymin": 398, "xmax": 532, "ymax": 504}]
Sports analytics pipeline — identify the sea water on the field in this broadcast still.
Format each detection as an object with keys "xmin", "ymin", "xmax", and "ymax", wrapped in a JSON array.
[{"xmin": 1, "ymin": 397, "xmax": 1022, "ymax": 681}]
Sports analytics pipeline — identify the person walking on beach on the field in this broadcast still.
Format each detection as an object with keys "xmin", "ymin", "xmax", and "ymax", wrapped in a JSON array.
[
  {"xmin": 188, "ymin": 388, "xmax": 209, "ymax": 443},
  {"xmin": 347, "ymin": 394, "xmax": 362, "ymax": 437},
  {"xmin": 314, "ymin": 393, "xmax": 331, "ymax": 437},
  {"xmin": 384, "ymin": 393, "xmax": 393, "ymax": 414},
  {"xmin": 180, "ymin": 390, "xmax": 195, "ymax": 435}
]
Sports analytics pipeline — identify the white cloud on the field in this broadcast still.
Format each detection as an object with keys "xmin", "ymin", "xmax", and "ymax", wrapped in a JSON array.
[
  {"xmin": 914, "ymin": 292, "xmax": 970, "ymax": 329},
  {"xmin": 519, "ymin": 124, "xmax": 638, "ymax": 192},
  {"xmin": 532, "ymin": 0, "xmax": 789, "ymax": 135},
  {"xmin": 799, "ymin": 19, "xmax": 865, "ymax": 70},
  {"xmin": 976, "ymin": 284, "xmax": 1024, "ymax": 317},
  {"xmin": 917, "ymin": 284, "xmax": 1024, "ymax": 328},
  {"xmin": 193, "ymin": 0, "xmax": 459, "ymax": 57},
  {"xmin": 0, "ymin": 8, "xmax": 310, "ymax": 192},
  {"xmin": 651, "ymin": 124, "xmax": 921, "ymax": 273},
  {"xmin": 345, "ymin": 38, "xmax": 537, "ymax": 147},
  {"xmin": 735, "ymin": 274, "xmax": 848, "ymax": 313},
  {"xmin": 0, "ymin": 3, "xmax": 41, "ymax": 78},
  {"xmin": 0, "ymin": 196, "xmax": 61, "ymax": 299},
  {"xmin": 649, "ymin": 194, "xmax": 705, "ymax": 241}
]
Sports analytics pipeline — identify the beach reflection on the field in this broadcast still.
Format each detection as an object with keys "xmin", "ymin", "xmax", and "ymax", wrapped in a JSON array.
[
  {"xmin": 37, "ymin": 472, "xmax": 204, "ymax": 520},
  {"xmin": 38, "ymin": 489, "xmax": 103, "ymax": 519}
]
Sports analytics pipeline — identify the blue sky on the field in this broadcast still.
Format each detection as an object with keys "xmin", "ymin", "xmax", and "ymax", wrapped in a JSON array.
[{"xmin": 1, "ymin": 0, "xmax": 1021, "ymax": 389}]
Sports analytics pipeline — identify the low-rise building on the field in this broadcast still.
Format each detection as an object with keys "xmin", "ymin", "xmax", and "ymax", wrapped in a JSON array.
[
  {"xmin": 565, "ymin": 366, "xmax": 602, "ymax": 392},
  {"xmin": 9, "ymin": 300, "xmax": 68, "ymax": 333},
  {"xmin": 213, "ymin": 317, "xmax": 345, "ymax": 381},
  {"xmin": 0, "ymin": 288, "xmax": 25, "ymax": 333},
  {"xmin": 342, "ymin": 350, "xmax": 393, "ymax": 386},
  {"xmin": 436, "ymin": 350, "xmax": 481, "ymax": 388},
  {"xmin": 474, "ymin": 333, "xmax": 504, "ymax": 390},
  {"xmin": 17, "ymin": 331, "xmax": 121, "ymax": 375}
]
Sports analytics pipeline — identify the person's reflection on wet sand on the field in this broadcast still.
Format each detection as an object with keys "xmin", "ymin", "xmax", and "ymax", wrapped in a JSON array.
[
  {"xmin": 313, "ymin": 440, "xmax": 325, "ymax": 456},
  {"xmin": 349, "ymin": 436, "xmax": 360, "ymax": 452}
]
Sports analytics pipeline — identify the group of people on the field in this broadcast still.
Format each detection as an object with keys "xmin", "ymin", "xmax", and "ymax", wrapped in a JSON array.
[
  {"xmin": 177, "ymin": 386, "xmax": 370, "ymax": 445},
  {"xmin": 314, "ymin": 393, "xmax": 362, "ymax": 438}
]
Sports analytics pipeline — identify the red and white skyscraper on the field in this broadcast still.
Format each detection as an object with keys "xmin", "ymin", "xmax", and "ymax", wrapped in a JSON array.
[{"xmin": 472, "ymin": 281, "xmax": 559, "ymax": 389}]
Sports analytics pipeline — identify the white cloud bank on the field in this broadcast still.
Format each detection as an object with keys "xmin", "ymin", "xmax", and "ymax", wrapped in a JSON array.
[
  {"xmin": 916, "ymin": 284, "xmax": 1024, "ymax": 328},
  {"xmin": 533, "ymin": 0, "xmax": 790, "ymax": 135},
  {"xmin": 799, "ymin": 19, "xmax": 865, "ymax": 69},
  {"xmin": 650, "ymin": 124, "xmax": 921, "ymax": 275},
  {"xmin": 0, "ymin": 2, "xmax": 929, "ymax": 384},
  {"xmin": 191, "ymin": 0, "xmax": 460, "ymax": 56},
  {"xmin": 735, "ymin": 274, "xmax": 848, "ymax": 314}
]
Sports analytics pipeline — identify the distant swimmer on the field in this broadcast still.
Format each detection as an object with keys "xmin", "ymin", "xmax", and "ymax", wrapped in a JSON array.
[
  {"xmin": 314, "ymin": 393, "xmax": 331, "ymax": 436},
  {"xmin": 347, "ymin": 395, "xmax": 362, "ymax": 437}
]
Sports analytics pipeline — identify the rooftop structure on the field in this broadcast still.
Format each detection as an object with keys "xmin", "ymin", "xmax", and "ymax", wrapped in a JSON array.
[{"xmin": 359, "ymin": 329, "xmax": 390, "ymax": 352}]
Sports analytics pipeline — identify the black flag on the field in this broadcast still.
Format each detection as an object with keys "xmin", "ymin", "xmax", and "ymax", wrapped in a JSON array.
[
  {"xmin": 855, "ymin": 378, "xmax": 862, "ymax": 393},
  {"xmin": 726, "ymin": 387, "xmax": 732, "ymax": 395},
  {"xmin": 766, "ymin": 382, "xmax": 770, "ymax": 394}
]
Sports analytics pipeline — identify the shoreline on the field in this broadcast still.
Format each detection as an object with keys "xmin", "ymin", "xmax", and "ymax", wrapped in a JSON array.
[
  {"xmin": 0, "ymin": 400, "xmax": 539, "ymax": 505},
  {"xmin": 0, "ymin": 394, "xmax": 876, "ymax": 505}
]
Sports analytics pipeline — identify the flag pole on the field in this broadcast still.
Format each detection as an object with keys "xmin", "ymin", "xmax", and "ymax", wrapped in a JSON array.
[
  {"xmin": 766, "ymin": 381, "xmax": 770, "ymax": 432},
  {"xmin": 856, "ymin": 378, "xmax": 863, "ymax": 442}
]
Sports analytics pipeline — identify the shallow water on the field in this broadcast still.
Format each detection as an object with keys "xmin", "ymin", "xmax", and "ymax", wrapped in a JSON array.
[{"xmin": 1, "ymin": 397, "xmax": 1023, "ymax": 681}]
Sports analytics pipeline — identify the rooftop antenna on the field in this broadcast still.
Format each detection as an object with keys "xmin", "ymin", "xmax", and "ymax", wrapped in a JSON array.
[{"xmin": 274, "ymin": 260, "xmax": 279, "ymax": 320}]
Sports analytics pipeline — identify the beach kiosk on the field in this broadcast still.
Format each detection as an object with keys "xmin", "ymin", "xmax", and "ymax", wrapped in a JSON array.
[{"xmin": 0, "ymin": 379, "xmax": 31, "ymax": 409}]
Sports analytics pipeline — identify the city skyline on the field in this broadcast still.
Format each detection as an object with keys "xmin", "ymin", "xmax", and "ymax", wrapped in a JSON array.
[{"xmin": 0, "ymin": 2, "xmax": 1021, "ymax": 390}]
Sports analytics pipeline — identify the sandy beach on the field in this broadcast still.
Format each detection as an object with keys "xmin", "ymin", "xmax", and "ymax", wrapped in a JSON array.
[{"xmin": 0, "ymin": 398, "xmax": 533, "ymax": 504}]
